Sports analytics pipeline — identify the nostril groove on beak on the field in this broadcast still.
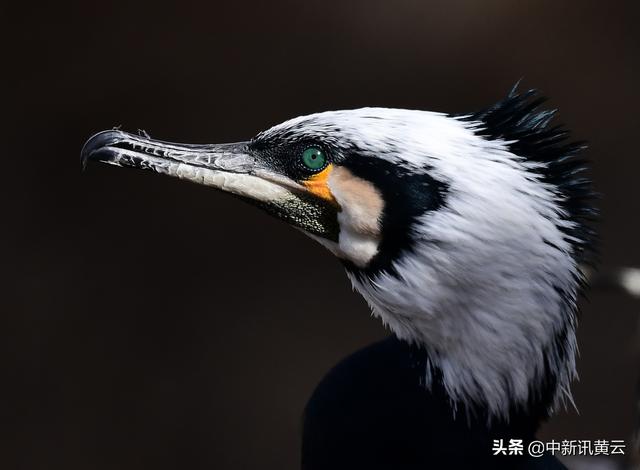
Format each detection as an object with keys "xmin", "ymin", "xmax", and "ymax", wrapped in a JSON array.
[{"xmin": 109, "ymin": 140, "xmax": 168, "ymax": 158}]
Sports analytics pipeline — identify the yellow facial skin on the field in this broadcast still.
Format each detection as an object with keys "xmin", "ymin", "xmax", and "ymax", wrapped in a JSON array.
[
  {"xmin": 303, "ymin": 164, "xmax": 338, "ymax": 205},
  {"xmin": 301, "ymin": 164, "xmax": 385, "ymax": 268}
]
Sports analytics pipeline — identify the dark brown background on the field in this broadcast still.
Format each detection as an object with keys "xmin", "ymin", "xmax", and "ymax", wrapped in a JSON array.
[{"xmin": 2, "ymin": 1, "xmax": 639, "ymax": 468}]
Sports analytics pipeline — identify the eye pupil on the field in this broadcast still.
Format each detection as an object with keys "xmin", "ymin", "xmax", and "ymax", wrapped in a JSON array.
[{"xmin": 302, "ymin": 147, "xmax": 327, "ymax": 171}]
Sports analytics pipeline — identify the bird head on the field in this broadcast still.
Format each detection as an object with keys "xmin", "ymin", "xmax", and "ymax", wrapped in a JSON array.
[{"xmin": 82, "ymin": 88, "xmax": 595, "ymax": 420}]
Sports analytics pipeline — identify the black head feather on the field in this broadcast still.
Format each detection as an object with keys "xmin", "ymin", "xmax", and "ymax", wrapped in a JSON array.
[{"xmin": 459, "ymin": 85, "xmax": 598, "ymax": 266}]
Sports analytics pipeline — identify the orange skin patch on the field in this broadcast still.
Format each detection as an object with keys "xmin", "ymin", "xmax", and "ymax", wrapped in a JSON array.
[{"xmin": 303, "ymin": 164, "xmax": 338, "ymax": 205}]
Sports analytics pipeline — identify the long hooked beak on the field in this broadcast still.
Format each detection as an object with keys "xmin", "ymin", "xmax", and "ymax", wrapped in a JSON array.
[
  {"xmin": 80, "ymin": 130, "xmax": 339, "ymax": 239},
  {"xmin": 80, "ymin": 129, "xmax": 297, "ymax": 203}
]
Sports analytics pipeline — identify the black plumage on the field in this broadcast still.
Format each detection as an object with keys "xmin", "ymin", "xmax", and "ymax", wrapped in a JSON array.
[{"xmin": 302, "ymin": 336, "xmax": 568, "ymax": 470}]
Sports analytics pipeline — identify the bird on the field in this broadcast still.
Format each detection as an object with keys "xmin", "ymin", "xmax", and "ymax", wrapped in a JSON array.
[{"xmin": 81, "ymin": 86, "xmax": 596, "ymax": 469}]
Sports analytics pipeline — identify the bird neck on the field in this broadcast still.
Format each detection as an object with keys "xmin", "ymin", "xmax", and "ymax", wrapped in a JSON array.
[
  {"xmin": 303, "ymin": 336, "xmax": 554, "ymax": 469},
  {"xmin": 347, "ymin": 266, "xmax": 579, "ymax": 421}
]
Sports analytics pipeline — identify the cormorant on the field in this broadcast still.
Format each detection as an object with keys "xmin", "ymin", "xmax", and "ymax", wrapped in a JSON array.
[{"xmin": 81, "ymin": 87, "xmax": 595, "ymax": 469}]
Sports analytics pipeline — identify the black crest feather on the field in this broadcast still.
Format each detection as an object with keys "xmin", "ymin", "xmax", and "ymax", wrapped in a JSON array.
[{"xmin": 460, "ymin": 85, "xmax": 598, "ymax": 265}]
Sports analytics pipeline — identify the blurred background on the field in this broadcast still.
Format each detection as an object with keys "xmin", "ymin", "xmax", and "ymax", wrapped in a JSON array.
[{"xmin": 2, "ymin": 0, "xmax": 639, "ymax": 468}]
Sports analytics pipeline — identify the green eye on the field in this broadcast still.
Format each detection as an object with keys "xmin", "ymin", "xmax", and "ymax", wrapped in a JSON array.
[{"xmin": 301, "ymin": 147, "xmax": 327, "ymax": 171}]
